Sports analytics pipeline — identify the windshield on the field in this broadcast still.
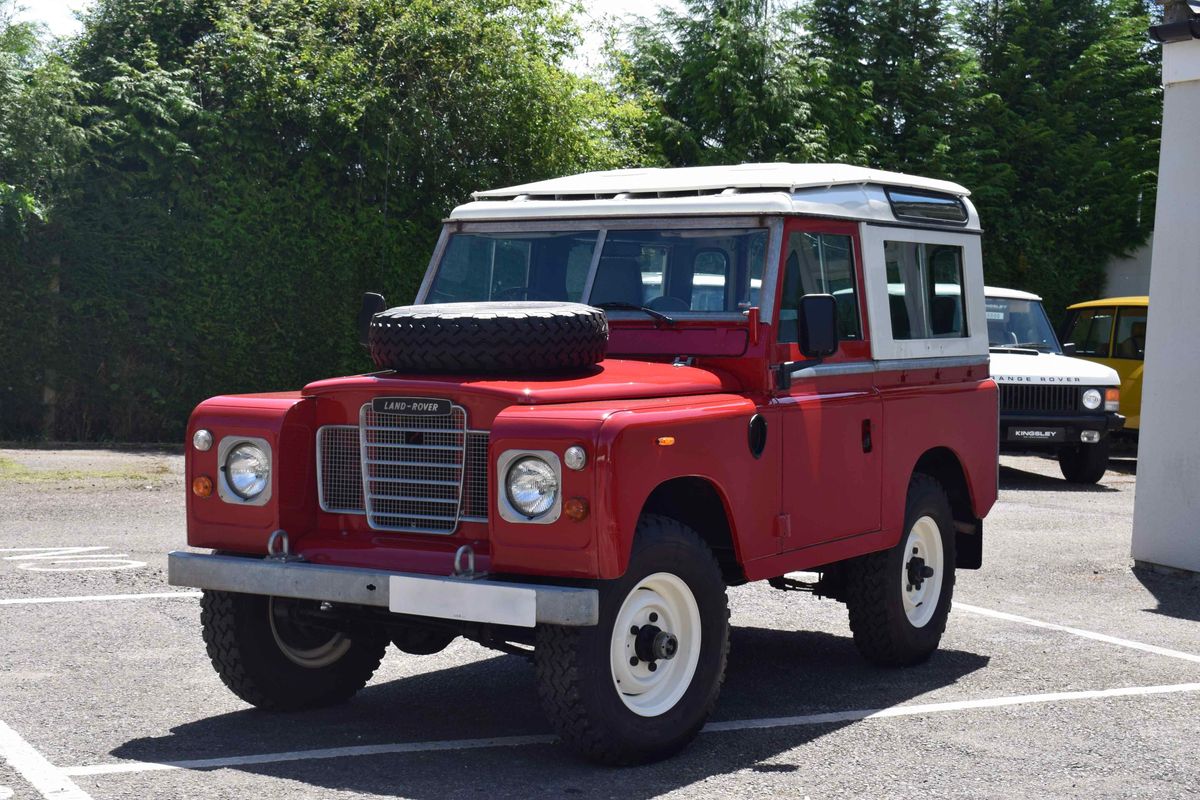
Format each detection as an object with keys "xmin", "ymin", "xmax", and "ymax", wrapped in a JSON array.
[
  {"xmin": 986, "ymin": 296, "xmax": 1061, "ymax": 352},
  {"xmin": 426, "ymin": 225, "xmax": 768, "ymax": 315}
]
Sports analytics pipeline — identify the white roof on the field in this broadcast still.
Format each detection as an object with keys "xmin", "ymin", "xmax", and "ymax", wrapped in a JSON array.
[
  {"xmin": 451, "ymin": 164, "xmax": 980, "ymax": 229},
  {"xmin": 985, "ymin": 286, "xmax": 1042, "ymax": 302},
  {"xmin": 472, "ymin": 163, "xmax": 970, "ymax": 200}
]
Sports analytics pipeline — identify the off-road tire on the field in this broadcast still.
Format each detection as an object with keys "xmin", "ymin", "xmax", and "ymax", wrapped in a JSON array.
[
  {"xmin": 534, "ymin": 515, "xmax": 730, "ymax": 765},
  {"xmin": 200, "ymin": 590, "xmax": 387, "ymax": 710},
  {"xmin": 368, "ymin": 301, "xmax": 608, "ymax": 373},
  {"xmin": 1058, "ymin": 438, "xmax": 1110, "ymax": 484},
  {"xmin": 844, "ymin": 473, "xmax": 957, "ymax": 667}
]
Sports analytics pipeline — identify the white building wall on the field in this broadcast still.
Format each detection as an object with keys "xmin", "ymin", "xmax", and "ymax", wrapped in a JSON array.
[
  {"xmin": 1131, "ymin": 37, "xmax": 1200, "ymax": 574},
  {"xmin": 1105, "ymin": 234, "xmax": 1153, "ymax": 297}
]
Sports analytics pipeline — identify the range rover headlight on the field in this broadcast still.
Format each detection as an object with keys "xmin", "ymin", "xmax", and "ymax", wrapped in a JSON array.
[
  {"xmin": 505, "ymin": 456, "xmax": 558, "ymax": 518},
  {"xmin": 225, "ymin": 443, "xmax": 270, "ymax": 499},
  {"xmin": 1081, "ymin": 388, "xmax": 1103, "ymax": 410}
]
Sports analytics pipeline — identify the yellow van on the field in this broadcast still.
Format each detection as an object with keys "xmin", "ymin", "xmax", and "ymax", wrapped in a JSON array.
[{"xmin": 1060, "ymin": 296, "xmax": 1148, "ymax": 431}]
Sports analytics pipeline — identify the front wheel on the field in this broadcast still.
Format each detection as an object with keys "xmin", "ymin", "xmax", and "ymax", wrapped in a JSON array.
[
  {"xmin": 534, "ymin": 514, "xmax": 729, "ymax": 765},
  {"xmin": 200, "ymin": 590, "xmax": 388, "ymax": 710},
  {"xmin": 844, "ymin": 474, "xmax": 957, "ymax": 666},
  {"xmin": 1058, "ymin": 438, "xmax": 1110, "ymax": 484}
]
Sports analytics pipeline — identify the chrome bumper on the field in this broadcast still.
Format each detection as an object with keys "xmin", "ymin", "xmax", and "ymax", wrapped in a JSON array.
[{"xmin": 167, "ymin": 551, "xmax": 599, "ymax": 628}]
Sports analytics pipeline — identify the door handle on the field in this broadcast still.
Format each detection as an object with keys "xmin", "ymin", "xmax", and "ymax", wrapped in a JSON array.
[{"xmin": 861, "ymin": 419, "xmax": 873, "ymax": 453}]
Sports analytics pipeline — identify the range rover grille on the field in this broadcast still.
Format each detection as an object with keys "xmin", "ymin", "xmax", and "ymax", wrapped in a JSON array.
[
  {"xmin": 998, "ymin": 384, "xmax": 1079, "ymax": 413},
  {"xmin": 315, "ymin": 404, "xmax": 488, "ymax": 533}
]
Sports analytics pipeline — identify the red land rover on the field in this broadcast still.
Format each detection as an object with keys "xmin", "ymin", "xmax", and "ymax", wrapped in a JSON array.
[{"xmin": 170, "ymin": 163, "xmax": 998, "ymax": 764}]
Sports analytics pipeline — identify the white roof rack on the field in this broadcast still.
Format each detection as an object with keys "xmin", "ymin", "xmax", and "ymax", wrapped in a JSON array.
[
  {"xmin": 450, "ymin": 163, "xmax": 980, "ymax": 229},
  {"xmin": 985, "ymin": 286, "xmax": 1043, "ymax": 302},
  {"xmin": 472, "ymin": 163, "xmax": 970, "ymax": 200}
]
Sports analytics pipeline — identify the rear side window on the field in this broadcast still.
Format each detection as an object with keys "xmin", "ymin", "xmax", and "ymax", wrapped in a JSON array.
[
  {"xmin": 885, "ymin": 189, "xmax": 968, "ymax": 224},
  {"xmin": 779, "ymin": 232, "xmax": 861, "ymax": 343},
  {"xmin": 884, "ymin": 242, "xmax": 967, "ymax": 340},
  {"xmin": 1113, "ymin": 308, "xmax": 1148, "ymax": 360},
  {"xmin": 1064, "ymin": 307, "xmax": 1115, "ymax": 357}
]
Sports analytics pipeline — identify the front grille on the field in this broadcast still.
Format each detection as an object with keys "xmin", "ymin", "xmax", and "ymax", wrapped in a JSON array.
[
  {"xmin": 315, "ymin": 404, "xmax": 489, "ymax": 533},
  {"xmin": 999, "ymin": 384, "xmax": 1079, "ymax": 413},
  {"xmin": 316, "ymin": 425, "xmax": 363, "ymax": 513},
  {"xmin": 462, "ymin": 432, "xmax": 489, "ymax": 521}
]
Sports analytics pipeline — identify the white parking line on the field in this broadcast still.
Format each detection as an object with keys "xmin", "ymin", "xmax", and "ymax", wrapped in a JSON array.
[
  {"xmin": 953, "ymin": 602, "xmax": 1200, "ymax": 665},
  {"xmin": 0, "ymin": 592, "xmax": 202, "ymax": 606},
  {"xmin": 63, "ymin": 682, "xmax": 1200, "ymax": 777},
  {"xmin": 0, "ymin": 720, "xmax": 94, "ymax": 800}
]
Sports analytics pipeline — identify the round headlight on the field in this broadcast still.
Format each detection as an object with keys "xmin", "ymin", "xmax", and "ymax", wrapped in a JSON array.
[
  {"xmin": 226, "ymin": 443, "xmax": 270, "ymax": 499},
  {"xmin": 1082, "ymin": 388, "xmax": 1103, "ymax": 410},
  {"xmin": 505, "ymin": 456, "xmax": 558, "ymax": 518},
  {"xmin": 192, "ymin": 429, "xmax": 213, "ymax": 451}
]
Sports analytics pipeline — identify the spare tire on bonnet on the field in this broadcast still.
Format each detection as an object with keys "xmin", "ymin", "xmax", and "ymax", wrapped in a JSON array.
[{"xmin": 368, "ymin": 301, "xmax": 609, "ymax": 373}]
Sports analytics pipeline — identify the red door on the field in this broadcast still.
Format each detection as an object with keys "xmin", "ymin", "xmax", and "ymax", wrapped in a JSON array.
[{"xmin": 775, "ymin": 219, "xmax": 881, "ymax": 551}]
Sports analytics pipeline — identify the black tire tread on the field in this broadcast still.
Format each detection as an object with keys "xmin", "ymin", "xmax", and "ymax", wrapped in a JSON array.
[
  {"xmin": 844, "ymin": 473, "xmax": 956, "ymax": 667},
  {"xmin": 534, "ymin": 515, "xmax": 730, "ymax": 765},
  {"xmin": 368, "ymin": 302, "xmax": 608, "ymax": 373},
  {"xmin": 200, "ymin": 590, "xmax": 387, "ymax": 711},
  {"xmin": 1058, "ymin": 438, "xmax": 1110, "ymax": 484}
]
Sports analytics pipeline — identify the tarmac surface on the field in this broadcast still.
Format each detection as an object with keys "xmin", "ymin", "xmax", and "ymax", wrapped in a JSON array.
[{"xmin": 1, "ymin": 447, "xmax": 1198, "ymax": 799}]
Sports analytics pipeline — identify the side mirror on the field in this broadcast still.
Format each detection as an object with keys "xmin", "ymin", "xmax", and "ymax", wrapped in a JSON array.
[
  {"xmin": 358, "ymin": 292, "xmax": 387, "ymax": 348},
  {"xmin": 798, "ymin": 294, "xmax": 839, "ymax": 359},
  {"xmin": 1061, "ymin": 342, "xmax": 1077, "ymax": 356}
]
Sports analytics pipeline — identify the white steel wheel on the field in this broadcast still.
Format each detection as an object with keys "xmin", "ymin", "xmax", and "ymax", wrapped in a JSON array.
[
  {"xmin": 900, "ymin": 515, "xmax": 945, "ymax": 628},
  {"xmin": 269, "ymin": 597, "xmax": 352, "ymax": 668},
  {"xmin": 609, "ymin": 572, "xmax": 702, "ymax": 717}
]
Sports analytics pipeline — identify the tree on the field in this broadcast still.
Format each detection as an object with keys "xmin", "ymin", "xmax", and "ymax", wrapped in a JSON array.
[
  {"xmin": 615, "ymin": 0, "xmax": 836, "ymax": 165},
  {"xmin": 1, "ymin": 0, "xmax": 650, "ymax": 441},
  {"xmin": 806, "ymin": 0, "xmax": 975, "ymax": 173},
  {"xmin": 952, "ymin": 0, "xmax": 1160, "ymax": 314},
  {"xmin": 0, "ymin": 1, "xmax": 89, "ymax": 226}
]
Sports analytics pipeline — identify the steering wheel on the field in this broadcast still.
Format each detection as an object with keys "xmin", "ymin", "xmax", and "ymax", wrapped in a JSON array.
[
  {"xmin": 646, "ymin": 295, "xmax": 691, "ymax": 312},
  {"xmin": 493, "ymin": 286, "xmax": 532, "ymax": 300}
]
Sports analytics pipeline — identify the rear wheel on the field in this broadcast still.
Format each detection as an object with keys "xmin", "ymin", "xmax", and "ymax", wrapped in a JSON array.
[
  {"xmin": 844, "ymin": 474, "xmax": 957, "ymax": 666},
  {"xmin": 534, "ymin": 515, "xmax": 729, "ymax": 765},
  {"xmin": 201, "ymin": 590, "xmax": 387, "ymax": 710},
  {"xmin": 1058, "ymin": 438, "xmax": 1110, "ymax": 484}
]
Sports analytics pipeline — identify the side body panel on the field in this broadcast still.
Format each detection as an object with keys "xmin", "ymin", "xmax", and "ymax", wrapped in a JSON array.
[{"xmin": 489, "ymin": 394, "xmax": 779, "ymax": 580}]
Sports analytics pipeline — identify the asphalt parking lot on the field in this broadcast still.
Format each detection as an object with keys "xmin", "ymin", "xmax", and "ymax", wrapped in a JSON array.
[{"xmin": 1, "ymin": 448, "xmax": 1199, "ymax": 799}]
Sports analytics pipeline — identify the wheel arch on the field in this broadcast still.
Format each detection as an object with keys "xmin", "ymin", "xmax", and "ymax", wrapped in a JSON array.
[
  {"xmin": 911, "ymin": 446, "xmax": 983, "ymax": 570},
  {"xmin": 640, "ymin": 476, "xmax": 746, "ymax": 585}
]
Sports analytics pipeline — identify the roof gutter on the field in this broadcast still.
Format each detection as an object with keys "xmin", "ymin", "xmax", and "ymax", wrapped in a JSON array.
[{"xmin": 1150, "ymin": 17, "xmax": 1200, "ymax": 43}]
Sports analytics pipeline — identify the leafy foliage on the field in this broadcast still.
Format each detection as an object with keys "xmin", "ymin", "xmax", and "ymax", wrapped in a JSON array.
[
  {"xmin": 614, "ymin": 0, "xmax": 836, "ymax": 164},
  {"xmin": 0, "ymin": 0, "xmax": 1163, "ymax": 441},
  {"xmin": 620, "ymin": 0, "xmax": 1160, "ymax": 316},
  {"xmin": 1, "ymin": 0, "xmax": 644, "ymax": 440},
  {"xmin": 952, "ymin": 0, "xmax": 1160, "ymax": 313}
]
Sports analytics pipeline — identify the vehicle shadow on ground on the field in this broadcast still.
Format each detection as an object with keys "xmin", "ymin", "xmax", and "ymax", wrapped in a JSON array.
[
  {"xmin": 1133, "ymin": 567, "xmax": 1200, "ymax": 623},
  {"xmin": 111, "ymin": 627, "xmax": 988, "ymax": 798},
  {"xmin": 998, "ymin": 464, "xmax": 1119, "ymax": 493}
]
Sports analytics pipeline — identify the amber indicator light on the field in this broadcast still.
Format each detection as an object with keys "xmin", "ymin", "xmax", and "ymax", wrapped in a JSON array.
[
  {"xmin": 192, "ymin": 475, "xmax": 213, "ymax": 498},
  {"xmin": 564, "ymin": 497, "xmax": 589, "ymax": 521},
  {"xmin": 656, "ymin": 436, "xmax": 676, "ymax": 446}
]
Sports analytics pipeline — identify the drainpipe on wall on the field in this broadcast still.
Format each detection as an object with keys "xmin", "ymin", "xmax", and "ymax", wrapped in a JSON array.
[{"xmin": 1131, "ymin": 5, "xmax": 1200, "ymax": 576}]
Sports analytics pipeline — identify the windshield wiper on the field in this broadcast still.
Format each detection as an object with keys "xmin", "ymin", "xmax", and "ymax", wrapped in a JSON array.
[
  {"xmin": 594, "ymin": 302, "xmax": 675, "ymax": 327},
  {"xmin": 990, "ymin": 342, "xmax": 1052, "ymax": 353}
]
